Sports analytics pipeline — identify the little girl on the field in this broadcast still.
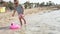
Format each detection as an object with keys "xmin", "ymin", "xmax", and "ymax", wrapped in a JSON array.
[{"xmin": 12, "ymin": 0, "xmax": 26, "ymax": 26}]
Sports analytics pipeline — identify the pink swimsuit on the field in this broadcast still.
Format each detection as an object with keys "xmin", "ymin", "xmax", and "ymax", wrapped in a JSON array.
[{"xmin": 18, "ymin": 14, "xmax": 24, "ymax": 18}]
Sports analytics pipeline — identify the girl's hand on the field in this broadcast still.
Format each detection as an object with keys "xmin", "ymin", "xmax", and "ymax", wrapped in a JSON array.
[{"xmin": 12, "ymin": 14, "xmax": 14, "ymax": 17}]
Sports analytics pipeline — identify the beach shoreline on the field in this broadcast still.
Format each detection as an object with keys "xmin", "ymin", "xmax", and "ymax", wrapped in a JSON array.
[{"xmin": 0, "ymin": 7, "xmax": 60, "ymax": 34}]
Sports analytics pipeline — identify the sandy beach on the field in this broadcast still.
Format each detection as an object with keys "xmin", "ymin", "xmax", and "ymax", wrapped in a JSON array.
[{"xmin": 0, "ymin": 7, "xmax": 60, "ymax": 34}]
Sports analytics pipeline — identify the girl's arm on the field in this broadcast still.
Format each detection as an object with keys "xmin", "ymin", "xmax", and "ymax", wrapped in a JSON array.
[
  {"xmin": 12, "ymin": 8, "xmax": 16, "ymax": 17},
  {"xmin": 21, "ymin": 5, "xmax": 24, "ymax": 14}
]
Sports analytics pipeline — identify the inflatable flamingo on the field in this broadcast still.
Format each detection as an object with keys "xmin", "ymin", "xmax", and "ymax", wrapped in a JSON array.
[{"xmin": 10, "ymin": 22, "xmax": 21, "ymax": 29}]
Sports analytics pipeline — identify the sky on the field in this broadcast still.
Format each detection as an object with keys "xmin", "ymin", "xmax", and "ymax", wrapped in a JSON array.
[{"xmin": 3, "ymin": 0, "xmax": 60, "ymax": 4}]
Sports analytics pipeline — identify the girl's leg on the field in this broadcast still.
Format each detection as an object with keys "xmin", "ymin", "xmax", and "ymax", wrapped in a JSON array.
[
  {"xmin": 21, "ymin": 17, "xmax": 26, "ymax": 24},
  {"xmin": 19, "ymin": 17, "xmax": 22, "ymax": 26}
]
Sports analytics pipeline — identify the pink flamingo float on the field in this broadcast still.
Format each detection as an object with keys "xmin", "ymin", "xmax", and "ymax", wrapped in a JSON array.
[{"xmin": 10, "ymin": 22, "xmax": 21, "ymax": 29}]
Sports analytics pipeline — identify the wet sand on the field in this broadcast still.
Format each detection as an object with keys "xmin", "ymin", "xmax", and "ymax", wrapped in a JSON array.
[
  {"xmin": 0, "ymin": 12, "xmax": 26, "ymax": 34},
  {"xmin": 0, "ymin": 8, "xmax": 60, "ymax": 34}
]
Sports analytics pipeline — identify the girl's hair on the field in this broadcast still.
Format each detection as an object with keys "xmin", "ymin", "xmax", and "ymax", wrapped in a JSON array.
[
  {"xmin": 14, "ymin": 0, "xmax": 18, "ymax": 4},
  {"xmin": 14, "ymin": 0, "xmax": 17, "ymax": 2},
  {"xmin": 14, "ymin": 0, "xmax": 18, "ymax": 2}
]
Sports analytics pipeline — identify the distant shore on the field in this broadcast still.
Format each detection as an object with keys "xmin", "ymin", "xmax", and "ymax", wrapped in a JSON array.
[{"xmin": 24, "ymin": 7, "xmax": 60, "ymax": 15}]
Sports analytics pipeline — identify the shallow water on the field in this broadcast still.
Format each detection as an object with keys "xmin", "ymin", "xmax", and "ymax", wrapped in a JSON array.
[{"xmin": 0, "ymin": 10, "xmax": 60, "ymax": 34}]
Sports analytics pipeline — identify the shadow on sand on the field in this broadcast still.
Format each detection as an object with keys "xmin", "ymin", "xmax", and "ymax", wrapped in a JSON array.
[{"xmin": 0, "ymin": 26, "xmax": 10, "ymax": 30}]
